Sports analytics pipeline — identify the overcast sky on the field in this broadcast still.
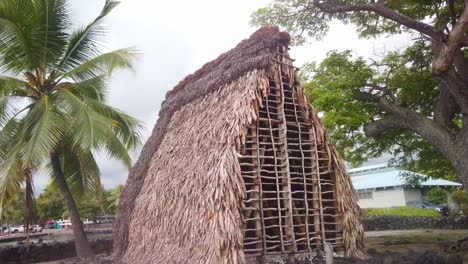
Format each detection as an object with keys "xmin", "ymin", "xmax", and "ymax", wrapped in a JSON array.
[{"xmin": 33, "ymin": 0, "xmax": 410, "ymax": 194}]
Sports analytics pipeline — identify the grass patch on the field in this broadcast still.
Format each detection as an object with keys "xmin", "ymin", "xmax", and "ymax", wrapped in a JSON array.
[{"xmin": 366, "ymin": 206, "xmax": 440, "ymax": 217}]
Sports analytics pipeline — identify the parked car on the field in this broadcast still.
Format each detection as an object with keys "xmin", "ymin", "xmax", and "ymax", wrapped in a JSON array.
[
  {"xmin": 9, "ymin": 225, "xmax": 25, "ymax": 234},
  {"xmin": 57, "ymin": 220, "xmax": 72, "ymax": 229},
  {"xmin": 1, "ymin": 226, "xmax": 11, "ymax": 234},
  {"xmin": 31, "ymin": 225, "xmax": 43, "ymax": 233},
  {"xmin": 406, "ymin": 200, "xmax": 448, "ymax": 214}
]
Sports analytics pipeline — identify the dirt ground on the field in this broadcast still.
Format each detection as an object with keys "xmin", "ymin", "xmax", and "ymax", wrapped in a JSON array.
[
  {"xmin": 364, "ymin": 229, "xmax": 468, "ymax": 263},
  {"xmin": 38, "ymin": 229, "xmax": 468, "ymax": 263}
]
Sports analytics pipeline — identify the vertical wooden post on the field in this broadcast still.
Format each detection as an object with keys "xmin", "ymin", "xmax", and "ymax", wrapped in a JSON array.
[
  {"xmin": 324, "ymin": 242, "xmax": 334, "ymax": 264},
  {"xmin": 276, "ymin": 45, "xmax": 296, "ymax": 262},
  {"xmin": 310, "ymin": 125, "xmax": 326, "ymax": 249},
  {"xmin": 264, "ymin": 84, "xmax": 285, "ymax": 253},
  {"xmin": 289, "ymin": 84, "xmax": 312, "ymax": 252},
  {"xmin": 324, "ymin": 144, "xmax": 343, "ymax": 253},
  {"xmin": 252, "ymin": 123, "xmax": 267, "ymax": 263}
]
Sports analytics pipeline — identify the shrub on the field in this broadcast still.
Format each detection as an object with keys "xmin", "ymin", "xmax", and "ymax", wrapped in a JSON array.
[
  {"xmin": 452, "ymin": 189, "xmax": 468, "ymax": 205},
  {"xmin": 428, "ymin": 187, "xmax": 448, "ymax": 204},
  {"xmin": 451, "ymin": 190, "xmax": 468, "ymax": 214},
  {"xmin": 366, "ymin": 206, "xmax": 440, "ymax": 217}
]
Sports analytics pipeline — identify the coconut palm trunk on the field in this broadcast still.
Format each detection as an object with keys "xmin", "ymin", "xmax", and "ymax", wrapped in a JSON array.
[
  {"xmin": 50, "ymin": 153, "xmax": 93, "ymax": 257},
  {"xmin": 24, "ymin": 171, "xmax": 33, "ymax": 246}
]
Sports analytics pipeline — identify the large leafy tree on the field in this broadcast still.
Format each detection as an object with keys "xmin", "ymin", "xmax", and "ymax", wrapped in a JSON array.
[
  {"xmin": 37, "ymin": 183, "xmax": 123, "ymax": 222},
  {"xmin": 252, "ymin": 1, "xmax": 468, "ymax": 187},
  {"xmin": 36, "ymin": 184, "xmax": 65, "ymax": 222},
  {"xmin": 0, "ymin": 0, "xmax": 142, "ymax": 257},
  {"xmin": 304, "ymin": 47, "xmax": 458, "ymax": 181}
]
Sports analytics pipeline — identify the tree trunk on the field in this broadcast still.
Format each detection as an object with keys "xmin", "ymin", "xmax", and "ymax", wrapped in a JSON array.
[
  {"xmin": 450, "ymin": 146, "xmax": 468, "ymax": 190},
  {"xmin": 24, "ymin": 169, "xmax": 34, "ymax": 246},
  {"xmin": 50, "ymin": 153, "xmax": 94, "ymax": 258}
]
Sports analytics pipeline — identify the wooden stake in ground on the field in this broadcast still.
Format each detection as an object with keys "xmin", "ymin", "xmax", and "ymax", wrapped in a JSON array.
[{"xmin": 324, "ymin": 242, "xmax": 334, "ymax": 264}]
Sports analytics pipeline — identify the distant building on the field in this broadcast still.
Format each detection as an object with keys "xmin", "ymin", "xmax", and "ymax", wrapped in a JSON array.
[{"xmin": 349, "ymin": 163, "xmax": 462, "ymax": 208}]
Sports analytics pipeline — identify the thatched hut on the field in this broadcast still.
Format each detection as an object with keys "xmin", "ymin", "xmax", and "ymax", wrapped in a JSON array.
[{"xmin": 114, "ymin": 27, "xmax": 365, "ymax": 264}]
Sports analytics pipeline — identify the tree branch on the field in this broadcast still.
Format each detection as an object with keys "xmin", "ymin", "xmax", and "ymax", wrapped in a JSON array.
[
  {"xmin": 453, "ymin": 50, "xmax": 468, "ymax": 83},
  {"xmin": 364, "ymin": 115, "xmax": 402, "ymax": 139},
  {"xmin": 448, "ymin": 0, "xmax": 457, "ymax": 28},
  {"xmin": 433, "ymin": 1, "xmax": 468, "ymax": 75},
  {"xmin": 432, "ymin": 39, "xmax": 468, "ymax": 120},
  {"xmin": 433, "ymin": 84, "xmax": 460, "ymax": 128},
  {"xmin": 438, "ymin": 68, "xmax": 468, "ymax": 116},
  {"xmin": 364, "ymin": 97, "xmax": 454, "ymax": 158},
  {"xmin": 313, "ymin": 0, "xmax": 445, "ymax": 41},
  {"xmin": 313, "ymin": 0, "xmax": 468, "ymax": 76}
]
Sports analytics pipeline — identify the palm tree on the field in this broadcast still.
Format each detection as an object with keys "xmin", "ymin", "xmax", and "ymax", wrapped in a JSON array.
[{"xmin": 0, "ymin": 0, "xmax": 142, "ymax": 257}]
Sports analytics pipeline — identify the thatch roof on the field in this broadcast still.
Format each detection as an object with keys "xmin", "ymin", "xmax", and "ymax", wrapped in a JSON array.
[{"xmin": 114, "ymin": 27, "xmax": 365, "ymax": 263}]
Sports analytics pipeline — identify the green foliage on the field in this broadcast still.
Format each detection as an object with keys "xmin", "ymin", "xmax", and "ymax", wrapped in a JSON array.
[
  {"xmin": 401, "ymin": 147, "xmax": 459, "ymax": 182},
  {"xmin": 106, "ymin": 184, "xmax": 123, "ymax": 215},
  {"xmin": 304, "ymin": 50, "xmax": 377, "ymax": 166},
  {"xmin": 1, "ymin": 190, "xmax": 25, "ymax": 224},
  {"xmin": 452, "ymin": 190, "xmax": 468, "ymax": 205},
  {"xmin": 251, "ymin": 1, "xmax": 331, "ymax": 44},
  {"xmin": 251, "ymin": 0, "xmax": 461, "ymax": 42},
  {"xmin": 36, "ymin": 183, "xmax": 121, "ymax": 221},
  {"xmin": 301, "ymin": 46, "xmax": 457, "ymax": 180},
  {"xmin": 428, "ymin": 187, "xmax": 448, "ymax": 205},
  {"xmin": 36, "ymin": 184, "xmax": 65, "ymax": 222},
  {"xmin": 302, "ymin": 46, "xmax": 443, "ymax": 169},
  {"xmin": 366, "ymin": 206, "xmax": 440, "ymax": 217},
  {"xmin": 75, "ymin": 194, "xmax": 102, "ymax": 219},
  {"xmin": 251, "ymin": 0, "xmax": 466, "ymax": 182},
  {"xmin": 447, "ymin": 189, "xmax": 468, "ymax": 215}
]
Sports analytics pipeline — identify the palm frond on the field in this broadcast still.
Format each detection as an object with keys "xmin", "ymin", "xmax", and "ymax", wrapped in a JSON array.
[
  {"xmin": 110, "ymin": 111, "xmax": 143, "ymax": 150},
  {"xmin": 0, "ymin": 118, "xmax": 20, "ymax": 161},
  {"xmin": 55, "ymin": 88, "xmax": 113, "ymax": 150},
  {"xmin": 38, "ymin": 0, "xmax": 70, "ymax": 68},
  {"xmin": 61, "ymin": 48, "xmax": 139, "ymax": 82},
  {"xmin": 0, "ymin": 76, "xmax": 32, "ymax": 127},
  {"xmin": 0, "ymin": 75, "xmax": 32, "ymax": 96},
  {"xmin": 46, "ymin": 144, "xmax": 103, "ymax": 202},
  {"xmin": 56, "ymin": 0, "xmax": 120, "ymax": 73},
  {"xmin": 55, "ymin": 78, "xmax": 143, "ymax": 149},
  {"xmin": 20, "ymin": 95, "xmax": 67, "ymax": 167},
  {"xmin": 107, "ymin": 184, "xmax": 122, "ymax": 211},
  {"xmin": 57, "ymin": 75, "xmax": 107, "ymax": 101},
  {"xmin": 0, "ymin": 0, "xmax": 44, "ymax": 72},
  {"xmin": 0, "ymin": 149, "xmax": 24, "ymax": 216},
  {"xmin": 60, "ymin": 145, "xmax": 102, "ymax": 198},
  {"xmin": 103, "ymin": 132, "xmax": 132, "ymax": 168},
  {"xmin": 80, "ymin": 98, "xmax": 143, "ymax": 149}
]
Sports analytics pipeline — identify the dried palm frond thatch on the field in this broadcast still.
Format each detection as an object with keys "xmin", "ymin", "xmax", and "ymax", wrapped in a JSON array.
[{"xmin": 114, "ymin": 27, "xmax": 365, "ymax": 264}]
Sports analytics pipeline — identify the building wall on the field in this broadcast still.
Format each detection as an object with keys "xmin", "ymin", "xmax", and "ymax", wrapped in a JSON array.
[
  {"xmin": 403, "ymin": 188, "xmax": 422, "ymax": 203},
  {"xmin": 357, "ymin": 187, "xmax": 407, "ymax": 208}
]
